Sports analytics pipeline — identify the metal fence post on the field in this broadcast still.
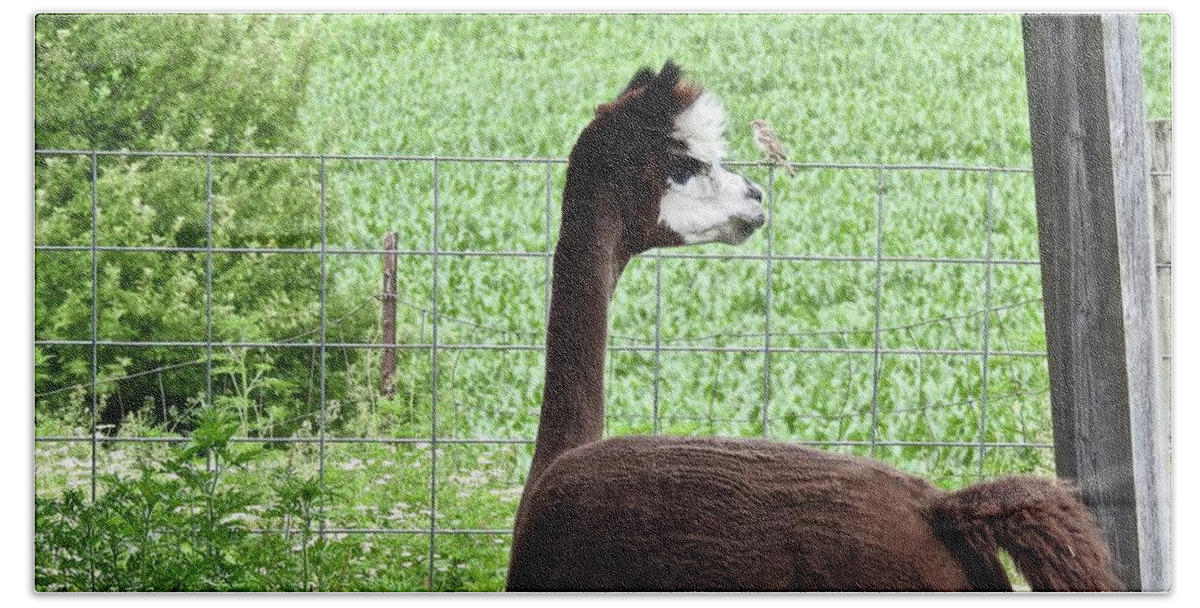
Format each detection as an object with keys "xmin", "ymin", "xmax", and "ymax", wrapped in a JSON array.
[
  {"xmin": 868, "ymin": 169, "xmax": 886, "ymax": 456},
  {"xmin": 88, "ymin": 150, "xmax": 99, "ymax": 592},
  {"xmin": 428, "ymin": 156, "xmax": 441, "ymax": 589},
  {"xmin": 317, "ymin": 157, "xmax": 330, "ymax": 558},
  {"xmin": 761, "ymin": 167, "xmax": 775, "ymax": 437},
  {"xmin": 976, "ymin": 170, "xmax": 996, "ymax": 479},
  {"xmin": 205, "ymin": 154, "xmax": 214, "ymax": 407}
]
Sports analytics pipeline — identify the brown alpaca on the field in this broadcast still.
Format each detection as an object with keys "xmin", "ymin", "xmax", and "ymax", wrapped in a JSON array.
[{"xmin": 506, "ymin": 62, "xmax": 1121, "ymax": 592}]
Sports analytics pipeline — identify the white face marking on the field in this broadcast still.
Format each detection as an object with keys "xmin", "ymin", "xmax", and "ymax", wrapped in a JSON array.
[
  {"xmin": 658, "ymin": 168, "xmax": 766, "ymax": 245},
  {"xmin": 657, "ymin": 92, "xmax": 766, "ymax": 245},
  {"xmin": 671, "ymin": 91, "xmax": 729, "ymax": 164}
]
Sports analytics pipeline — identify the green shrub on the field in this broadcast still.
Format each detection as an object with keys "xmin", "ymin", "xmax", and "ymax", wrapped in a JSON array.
[{"xmin": 35, "ymin": 15, "xmax": 371, "ymax": 434}]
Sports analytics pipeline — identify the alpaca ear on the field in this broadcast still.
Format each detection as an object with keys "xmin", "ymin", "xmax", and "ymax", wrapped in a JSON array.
[
  {"xmin": 634, "ymin": 61, "xmax": 683, "ymax": 97},
  {"xmin": 656, "ymin": 60, "xmax": 682, "ymax": 90},
  {"xmin": 620, "ymin": 67, "xmax": 657, "ymax": 96}
]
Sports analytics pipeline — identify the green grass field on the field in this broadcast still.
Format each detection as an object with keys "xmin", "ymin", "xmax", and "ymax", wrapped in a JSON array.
[{"xmin": 35, "ymin": 13, "xmax": 1172, "ymax": 591}]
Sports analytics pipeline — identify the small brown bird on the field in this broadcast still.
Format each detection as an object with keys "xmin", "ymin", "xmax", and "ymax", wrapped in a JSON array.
[{"xmin": 750, "ymin": 118, "xmax": 797, "ymax": 176}]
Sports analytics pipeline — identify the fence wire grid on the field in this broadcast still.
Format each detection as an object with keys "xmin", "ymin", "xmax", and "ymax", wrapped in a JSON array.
[{"xmin": 36, "ymin": 148, "xmax": 1063, "ymax": 588}]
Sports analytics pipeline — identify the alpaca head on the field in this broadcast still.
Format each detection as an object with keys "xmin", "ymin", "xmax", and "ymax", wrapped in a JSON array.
[{"xmin": 564, "ymin": 61, "xmax": 766, "ymax": 254}]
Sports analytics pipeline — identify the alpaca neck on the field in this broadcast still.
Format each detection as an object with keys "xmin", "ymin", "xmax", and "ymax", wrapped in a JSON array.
[{"xmin": 526, "ymin": 200, "xmax": 627, "ymax": 485}]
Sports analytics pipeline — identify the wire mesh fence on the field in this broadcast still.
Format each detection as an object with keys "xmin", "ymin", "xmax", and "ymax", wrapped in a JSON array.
[{"xmin": 35, "ymin": 148, "xmax": 1057, "ymax": 589}]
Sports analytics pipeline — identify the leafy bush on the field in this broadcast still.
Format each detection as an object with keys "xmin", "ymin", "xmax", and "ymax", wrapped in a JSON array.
[
  {"xmin": 35, "ymin": 14, "xmax": 370, "ymax": 434},
  {"xmin": 34, "ymin": 404, "xmax": 338, "ymax": 591}
]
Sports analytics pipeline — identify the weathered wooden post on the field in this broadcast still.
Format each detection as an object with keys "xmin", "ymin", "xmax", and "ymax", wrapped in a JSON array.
[
  {"xmin": 381, "ymin": 232, "xmax": 399, "ymax": 397},
  {"xmin": 1022, "ymin": 14, "xmax": 1170, "ymax": 591}
]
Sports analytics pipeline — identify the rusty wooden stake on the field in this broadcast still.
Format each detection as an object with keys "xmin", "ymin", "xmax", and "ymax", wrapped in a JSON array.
[{"xmin": 381, "ymin": 231, "xmax": 398, "ymax": 396}]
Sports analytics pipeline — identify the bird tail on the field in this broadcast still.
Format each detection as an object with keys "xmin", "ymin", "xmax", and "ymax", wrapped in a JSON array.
[{"xmin": 929, "ymin": 477, "xmax": 1123, "ymax": 591}]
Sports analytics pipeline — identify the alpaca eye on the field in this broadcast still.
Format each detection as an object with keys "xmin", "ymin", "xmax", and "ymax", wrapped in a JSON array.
[{"xmin": 665, "ymin": 154, "xmax": 705, "ymax": 184}]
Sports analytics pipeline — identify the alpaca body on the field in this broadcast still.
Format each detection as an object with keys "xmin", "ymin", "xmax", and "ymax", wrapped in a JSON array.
[
  {"xmin": 507, "ymin": 62, "xmax": 1119, "ymax": 592},
  {"xmin": 509, "ymin": 435, "xmax": 1118, "ymax": 591},
  {"xmin": 510, "ymin": 436, "xmax": 966, "ymax": 591}
]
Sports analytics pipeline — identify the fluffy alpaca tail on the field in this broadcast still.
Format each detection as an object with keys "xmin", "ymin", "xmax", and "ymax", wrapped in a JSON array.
[{"xmin": 930, "ymin": 477, "xmax": 1123, "ymax": 591}]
